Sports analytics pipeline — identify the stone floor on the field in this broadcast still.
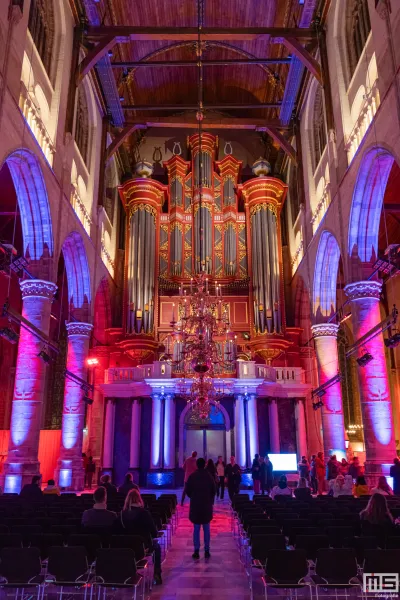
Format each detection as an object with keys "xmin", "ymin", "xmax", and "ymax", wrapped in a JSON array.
[{"xmin": 151, "ymin": 497, "xmax": 252, "ymax": 600}]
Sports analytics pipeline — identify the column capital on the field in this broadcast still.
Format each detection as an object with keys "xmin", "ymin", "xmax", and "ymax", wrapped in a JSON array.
[
  {"xmin": 344, "ymin": 280, "xmax": 382, "ymax": 301},
  {"xmin": 20, "ymin": 279, "xmax": 57, "ymax": 300},
  {"xmin": 311, "ymin": 323, "xmax": 339, "ymax": 338},
  {"xmin": 66, "ymin": 322, "xmax": 93, "ymax": 337}
]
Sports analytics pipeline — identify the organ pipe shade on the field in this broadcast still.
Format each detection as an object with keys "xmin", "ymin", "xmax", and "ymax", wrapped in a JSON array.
[
  {"xmin": 127, "ymin": 208, "xmax": 156, "ymax": 333},
  {"xmin": 251, "ymin": 206, "xmax": 281, "ymax": 333},
  {"xmin": 195, "ymin": 206, "xmax": 212, "ymax": 274},
  {"xmin": 224, "ymin": 223, "xmax": 237, "ymax": 276}
]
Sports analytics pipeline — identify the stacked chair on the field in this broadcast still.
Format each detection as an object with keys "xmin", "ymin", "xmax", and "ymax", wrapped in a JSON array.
[
  {"xmin": 0, "ymin": 491, "xmax": 179, "ymax": 599},
  {"xmin": 231, "ymin": 493, "xmax": 400, "ymax": 599}
]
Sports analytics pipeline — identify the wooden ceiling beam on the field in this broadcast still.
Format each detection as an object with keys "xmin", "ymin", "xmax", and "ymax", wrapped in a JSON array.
[
  {"xmin": 256, "ymin": 126, "xmax": 297, "ymax": 165},
  {"xmin": 384, "ymin": 204, "xmax": 400, "ymax": 213},
  {"xmin": 111, "ymin": 58, "xmax": 292, "ymax": 68},
  {"xmin": 121, "ymin": 103, "xmax": 282, "ymax": 111},
  {"xmin": 124, "ymin": 116, "xmax": 289, "ymax": 129},
  {"xmin": 85, "ymin": 26, "xmax": 317, "ymax": 42},
  {"xmin": 106, "ymin": 123, "xmax": 147, "ymax": 161},
  {"xmin": 76, "ymin": 35, "xmax": 116, "ymax": 85},
  {"xmin": 282, "ymin": 37, "xmax": 323, "ymax": 85}
]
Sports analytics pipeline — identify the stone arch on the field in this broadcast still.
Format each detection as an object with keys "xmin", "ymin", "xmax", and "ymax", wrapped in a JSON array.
[
  {"xmin": 1, "ymin": 149, "xmax": 53, "ymax": 275},
  {"xmin": 93, "ymin": 278, "xmax": 112, "ymax": 345},
  {"xmin": 313, "ymin": 231, "xmax": 341, "ymax": 321},
  {"xmin": 61, "ymin": 231, "xmax": 91, "ymax": 320},
  {"xmin": 178, "ymin": 401, "xmax": 231, "ymax": 466},
  {"xmin": 348, "ymin": 147, "xmax": 396, "ymax": 263},
  {"xmin": 294, "ymin": 277, "xmax": 312, "ymax": 345}
]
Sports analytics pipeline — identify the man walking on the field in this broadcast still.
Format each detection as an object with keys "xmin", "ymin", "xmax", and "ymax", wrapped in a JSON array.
[
  {"xmin": 185, "ymin": 457, "xmax": 216, "ymax": 559},
  {"xmin": 225, "ymin": 455, "xmax": 241, "ymax": 501},
  {"xmin": 260, "ymin": 455, "xmax": 273, "ymax": 495},
  {"xmin": 181, "ymin": 451, "xmax": 198, "ymax": 505}
]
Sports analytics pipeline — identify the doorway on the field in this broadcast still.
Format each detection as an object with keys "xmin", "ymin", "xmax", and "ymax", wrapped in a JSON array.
[{"xmin": 183, "ymin": 404, "xmax": 226, "ymax": 462}]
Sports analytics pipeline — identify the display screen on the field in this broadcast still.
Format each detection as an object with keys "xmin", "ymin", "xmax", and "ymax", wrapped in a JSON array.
[{"xmin": 268, "ymin": 453, "xmax": 297, "ymax": 472}]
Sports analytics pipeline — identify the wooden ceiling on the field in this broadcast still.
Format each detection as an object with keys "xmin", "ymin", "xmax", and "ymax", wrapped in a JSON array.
[{"xmin": 97, "ymin": 0, "xmax": 305, "ymax": 122}]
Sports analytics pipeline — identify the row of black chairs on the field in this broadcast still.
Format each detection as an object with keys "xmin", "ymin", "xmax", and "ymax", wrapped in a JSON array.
[
  {"xmin": 0, "ymin": 545, "xmax": 147, "ymax": 600},
  {"xmin": 232, "ymin": 494, "xmax": 400, "ymax": 599}
]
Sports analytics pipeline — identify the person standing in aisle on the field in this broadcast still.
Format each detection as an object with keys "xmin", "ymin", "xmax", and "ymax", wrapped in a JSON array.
[
  {"xmin": 390, "ymin": 457, "xmax": 400, "ymax": 496},
  {"xmin": 310, "ymin": 455, "xmax": 318, "ymax": 494},
  {"xmin": 316, "ymin": 451, "xmax": 326, "ymax": 494},
  {"xmin": 86, "ymin": 456, "xmax": 96, "ymax": 490},
  {"xmin": 251, "ymin": 453, "xmax": 261, "ymax": 494},
  {"xmin": 260, "ymin": 455, "xmax": 274, "ymax": 495},
  {"xmin": 215, "ymin": 456, "xmax": 226, "ymax": 500},
  {"xmin": 185, "ymin": 458, "xmax": 216, "ymax": 559},
  {"xmin": 225, "ymin": 455, "xmax": 241, "ymax": 501},
  {"xmin": 181, "ymin": 451, "xmax": 198, "ymax": 506}
]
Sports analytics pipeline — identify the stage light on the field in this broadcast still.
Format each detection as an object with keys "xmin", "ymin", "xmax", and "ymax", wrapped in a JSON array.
[
  {"xmin": 315, "ymin": 389, "xmax": 326, "ymax": 399},
  {"xmin": 38, "ymin": 349, "xmax": 52, "ymax": 364},
  {"xmin": 83, "ymin": 396, "xmax": 93, "ymax": 405},
  {"xmin": 313, "ymin": 400, "xmax": 324, "ymax": 411},
  {"xmin": 87, "ymin": 357, "xmax": 99, "ymax": 366},
  {"xmin": 356, "ymin": 352, "xmax": 373, "ymax": 367},
  {"xmin": 0, "ymin": 327, "xmax": 18, "ymax": 344},
  {"xmin": 384, "ymin": 333, "xmax": 400, "ymax": 348},
  {"xmin": 80, "ymin": 382, "xmax": 91, "ymax": 394}
]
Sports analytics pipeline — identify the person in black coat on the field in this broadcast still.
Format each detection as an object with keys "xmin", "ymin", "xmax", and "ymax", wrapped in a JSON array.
[
  {"xmin": 118, "ymin": 473, "xmax": 139, "ymax": 497},
  {"xmin": 225, "ymin": 456, "xmax": 241, "ymax": 501},
  {"xmin": 99, "ymin": 474, "xmax": 117, "ymax": 499},
  {"xmin": 185, "ymin": 457, "xmax": 216, "ymax": 559},
  {"xmin": 20, "ymin": 475, "xmax": 43, "ymax": 500}
]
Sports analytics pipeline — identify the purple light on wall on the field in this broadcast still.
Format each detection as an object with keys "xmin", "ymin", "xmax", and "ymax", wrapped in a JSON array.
[
  {"xmin": 313, "ymin": 231, "xmax": 340, "ymax": 318},
  {"xmin": 348, "ymin": 147, "xmax": 394, "ymax": 261},
  {"xmin": 4, "ymin": 474, "xmax": 22, "ymax": 494}
]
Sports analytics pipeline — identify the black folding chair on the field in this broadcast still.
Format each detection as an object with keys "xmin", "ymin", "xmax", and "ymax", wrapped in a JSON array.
[
  {"xmin": 311, "ymin": 548, "xmax": 361, "ymax": 599},
  {"xmin": 94, "ymin": 548, "xmax": 143, "ymax": 600},
  {"xmin": 68, "ymin": 534, "xmax": 102, "ymax": 564},
  {"xmin": 0, "ymin": 547, "xmax": 44, "ymax": 599},
  {"xmin": 47, "ymin": 546, "xmax": 91, "ymax": 599},
  {"xmin": 109, "ymin": 535, "xmax": 151, "ymax": 592},
  {"xmin": 263, "ymin": 549, "xmax": 310, "ymax": 599}
]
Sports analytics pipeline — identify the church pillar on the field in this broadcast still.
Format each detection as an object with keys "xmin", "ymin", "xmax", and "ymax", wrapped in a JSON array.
[
  {"xmin": 163, "ymin": 394, "xmax": 175, "ymax": 469},
  {"xmin": 56, "ymin": 322, "xmax": 93, "ymax": 489},
  {"xmin": 102, "ymin": 398, "xmax": 116, "ymax": 470},
  {"xmin": 234, "ymin": 395, "xmax": 246, "ymax": 468},
  {"xmin": 294, "ymin": 399, "xmax": 308, "ymax": 459},
  {"xmin": 311, "ymin": 323, "xmax": 346, "ymax": 458},
  {"xmin": 247, "ymin": 393, "xmax": 259, "ymax": 462},
  {"xmin": 88, "ymin": 347, "xmax": 110, "ymax": 465},
  {"xmin": 129, "ymin": 399, "xmax": 141, "ymax": 469},
  {"xmin": 150, "ymin": 394, "xmax": 162, "ymax": 469},
  {"xmin": 344, "ymin": 281, "xmax": 396, "ymax": 480},
  {"xmin": 3, "ymin": 279, "xmax": 57, "ymax": 493},
  {"xmin": 268, "ymin": 399, "xmax": 280, "ymax": 453}
]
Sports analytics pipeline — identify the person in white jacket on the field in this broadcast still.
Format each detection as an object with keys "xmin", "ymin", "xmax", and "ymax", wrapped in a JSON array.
[{"xmin": 270, "ymin": 475, "xmax": 292, "ymax": 499}]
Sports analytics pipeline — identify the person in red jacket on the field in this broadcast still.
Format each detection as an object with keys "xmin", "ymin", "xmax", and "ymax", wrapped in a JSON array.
[{"xmin": 316, "ymin": 451, "xmax": 326, "ymax": 494}]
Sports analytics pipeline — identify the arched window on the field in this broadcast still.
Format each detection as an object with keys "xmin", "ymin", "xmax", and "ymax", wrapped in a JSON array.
[
  {"xmin": 347, "ymin": 0, "xmax": 371, "ymax": 78},
  {"xmin": 28, "ymin": 0, "xmax": 54, "ymax": 79},
  {"xmin": 313, "ymin": 88, "xmax": 327, "ymax": 170},
  {"xmin": 75, "ymin": 87, "xmax": 89, "ymax": 166}
]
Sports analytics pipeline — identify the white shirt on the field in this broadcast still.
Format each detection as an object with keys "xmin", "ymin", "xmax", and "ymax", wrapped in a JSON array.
[{"xmin": 270, "ymin": 486, "xmax": 292, "ymax": 500}]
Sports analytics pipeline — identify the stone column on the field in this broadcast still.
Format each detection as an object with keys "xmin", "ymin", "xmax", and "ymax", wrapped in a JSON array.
[
  {"xmin": 3, "ymin": 279, "xmax": 57, "ymax": 493},
  {"xmin": 311, "ymin": 323, "xmax": 346, "ymax": 457},
  {"xmin": 234, "ymin": 395, "xmax": 246, "ymax": 468},
  {"xmin": 247, "ymin": 394, "xmax": 259, "ymax": 462},
  {"xmin": 294, "ymin": 399, "xmax": 308, "ymax": 459},
  {"xmin": 163, "ymin": 394, "xmax": 175, "ymax": 469},
  {"xmin": 102, "ymin": 398, "xmax": 116, "ymax": 469},
  {"xmin": 268, "ymin": 398, "xmax": 280, "ymax": 453},
  {"xmin": 150, "ymin": 394, "xmax": 162, "ymax": 469},
  {"xmin": 88, "ymin": 347, "xmax": 110, "ymax": 465},
  {"xmin": 344, "ymin": 281, "xmax": 396, "ymax": 479},
  {"xmin": 56, "ymin": 322, "xmax": 93, "ymax": 490},
  {"xmin": 129, "ymin": 399, "xmax": 141, "ymax": 469}
]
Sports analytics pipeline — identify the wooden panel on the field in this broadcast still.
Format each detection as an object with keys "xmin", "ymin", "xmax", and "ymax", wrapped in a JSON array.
[
  {"xmin": 233, "ymin": 301, "xmax": 249, "ymax": 325},
  {"xmin": 160, "ymin": 300, "xmax": 175, "ymax": 326},
  {"xmin": 38, "ymin": 430, "xmax": 62, "ymax": 483}
]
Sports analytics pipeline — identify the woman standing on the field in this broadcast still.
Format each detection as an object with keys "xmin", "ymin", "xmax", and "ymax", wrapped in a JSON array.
[
  {"xmin": 215, "ymin": 456, "xmax": 225, "ymax": 500},
  {"xmin": 251, "ymin": 453, "xmax": 261, "ymax": 495},
  {"xmin": 316, "ymin": 452, "xmax": 326, "ymax": 494},
  {"xmin": 371, "ymin": 476, "xmax": 394, "ymax": 496}
]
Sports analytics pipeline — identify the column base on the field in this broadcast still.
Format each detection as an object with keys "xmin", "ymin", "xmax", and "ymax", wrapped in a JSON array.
[
  {"xmin": 1, "ymin": 460, "xmax": 41, "ymax": 493},
  {"xmin": 54, "ymin": 458, "xmax": 84, "ymax": 491},
  {"xmin": 364, "ymin": 460, "xmax": 392, "ymax": 487}
]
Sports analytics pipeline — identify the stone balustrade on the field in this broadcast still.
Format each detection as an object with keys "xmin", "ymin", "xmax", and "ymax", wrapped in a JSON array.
[
  {"xmin": 346, "ymin": 80, "xmax": 380, "ymax": 164},
  {"xmin": 70, "ymin": 188, "xmax": 92, "ymax": 236},
  {"xmin": 19, "ymin": 84, "xmax": 55, "ymax": 167}
]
